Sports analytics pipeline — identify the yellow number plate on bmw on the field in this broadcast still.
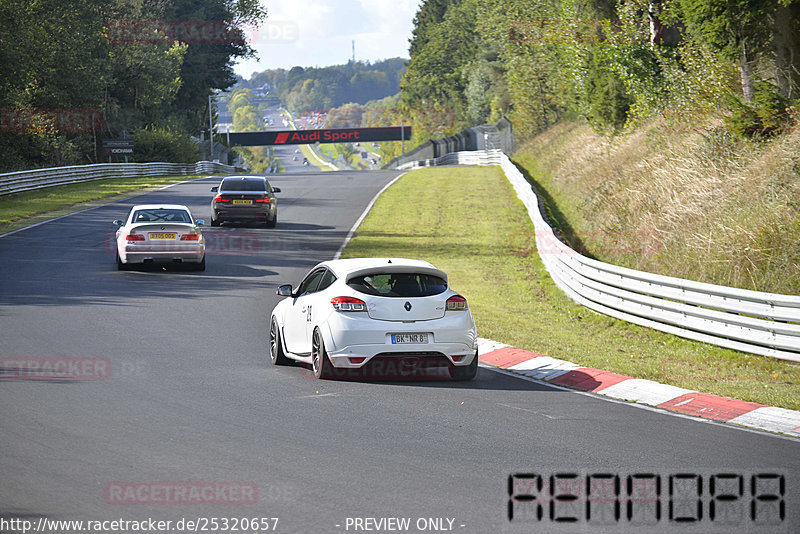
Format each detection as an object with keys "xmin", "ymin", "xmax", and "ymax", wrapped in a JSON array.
[
  {"xmin": 149, "ymin": 233, "xmax": 176, "ymax": 239},
  {"xmin": 232, "ymin": 199, "xmax": 252, "ymax": 205}
]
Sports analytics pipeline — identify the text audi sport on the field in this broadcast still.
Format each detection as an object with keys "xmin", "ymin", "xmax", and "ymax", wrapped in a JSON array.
[{"xmin": 268, "ymin": 258, "xmax": 478, "ymax": 380}]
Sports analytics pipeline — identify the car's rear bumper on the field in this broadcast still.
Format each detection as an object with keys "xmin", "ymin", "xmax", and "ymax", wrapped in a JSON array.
[
  {"xmin": 212, "ymin": 207, "xmax": 272, "ymax": 220},
  {"xmin": 121, "ymin": 245, "xmax": 205, "ymax": 264},
  {"xmin": 327, "ymin": 344, "xmax": 477, "ymax": 369},
  {"xmin": 322, "ymin": 312, "xmax": 477, "ymax": 369}
]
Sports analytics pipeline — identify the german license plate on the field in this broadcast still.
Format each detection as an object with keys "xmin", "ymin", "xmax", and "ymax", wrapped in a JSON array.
[
  {"xmin": 232, "ymin": 199, "xmax": 252, "ymax": 205},
  {"xmin": 149, "ymin": 233, "xmax": 176, "ymax": 239},
  {"xmin": 391, "ymin": 333, "xmax": 428, "ymax": 344}
]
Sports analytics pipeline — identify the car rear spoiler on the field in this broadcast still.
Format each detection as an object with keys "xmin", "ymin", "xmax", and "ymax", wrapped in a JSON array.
[{"xmin": 343, "ymin": 264, "xmax": 448, "ymax": 284}]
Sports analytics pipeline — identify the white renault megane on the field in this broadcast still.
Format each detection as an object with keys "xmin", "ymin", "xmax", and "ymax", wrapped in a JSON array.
[{"xmin": 269, "ymin": 258, "xmax": 478, "ymax": 380}]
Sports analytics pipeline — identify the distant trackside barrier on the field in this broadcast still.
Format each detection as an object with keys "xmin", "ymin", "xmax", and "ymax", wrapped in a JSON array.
[{"xmin": 384, "ymin": 117, "xmax": 513, "ymax": 170}]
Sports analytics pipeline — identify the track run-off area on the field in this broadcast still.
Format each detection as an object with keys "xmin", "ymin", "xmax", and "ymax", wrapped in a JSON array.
[{"xmin": 0, "ymin": 169, "xmax": 798, "ymax": 534}]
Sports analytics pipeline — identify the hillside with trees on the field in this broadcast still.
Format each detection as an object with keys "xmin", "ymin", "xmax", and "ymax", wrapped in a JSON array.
[
  {"xmin": 392, "ymin": 0, "xmax": 799, "ymax": 142},
  {"xmin": 238, "ymin": 58, "xmax": 407, "ymax": 114},
  {"xmin": 393, "ymin": 0, "xmax": 800, "ymax": 294},
  {"xmin": 0, "ymin": 0, "xmax": 266, "ymax": 171}
]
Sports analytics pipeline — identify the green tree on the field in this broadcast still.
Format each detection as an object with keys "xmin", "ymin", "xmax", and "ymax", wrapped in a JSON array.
[
  {"xmin": 679, "ymin": 0, "xmax": 781, "ymax": 102},
  {"xmin": 401, "ymin": 0, "xmax": 478, "ymax": 122},
  {"xmin": 408, "ymin": 0, "xmax": 462, "ymax": 57},
  {"xmin": 0, "ymin": 0, "xmax": 268, "ymax": 170},
  {"xmin": 163, "ymin": 0, "xmax": 267, "ymax": 130}
]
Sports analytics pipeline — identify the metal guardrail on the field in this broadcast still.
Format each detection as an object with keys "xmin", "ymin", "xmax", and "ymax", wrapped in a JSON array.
[
  {"xmin": 396, "ymin": 150, "xmax": 504, "ymax": 170},
  {"xmin": 0, "ymin": 161, "xmax": 244, "ymax": 197},
  {"xmin": 409, "ymin": 149, "xmax": 800, "ymax": 363},
  {"xmin": 385, "ymin": 117, "xmax": 513, "ymax": 170}
]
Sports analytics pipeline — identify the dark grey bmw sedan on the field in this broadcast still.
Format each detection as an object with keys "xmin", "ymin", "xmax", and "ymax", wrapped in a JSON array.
[{"xmin": 210, "ymin": 175, "xmax": 280, "ymax": 227}]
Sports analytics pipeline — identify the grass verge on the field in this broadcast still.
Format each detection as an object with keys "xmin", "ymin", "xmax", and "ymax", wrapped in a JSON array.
[
  {"xmin": 341, "ymin": 166, "xmax": 800, "ymax": 409},
  {"xmin": 0, "ymin": 174, "xmax": 207, "ymax": 235},
  {"xmin": 300, "ymin": 144, "xmax": 334, "ymax": 171}
]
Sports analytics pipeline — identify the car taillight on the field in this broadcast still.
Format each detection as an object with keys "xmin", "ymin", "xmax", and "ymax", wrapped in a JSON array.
[
  {"xmin": 331, "ymin": 296, "xmax": 367, "ymax": 312},
  {"xmin": 214, "ymin": 196, "xmax": 230, "ymax": 203},
  {"xmin": 126, "ymin": 234, "xmax": 145, "ymax": 241},
  {"xmin": 255, "ymin": 198, "xmax": 271, "ymax": 203},
  {"xmin": 446, "ymin": 295, "xmax": 468, "ymax": 311},
  {"xmin": 180, "ymin": 234, "xmax": 200, "ymax": 241}
]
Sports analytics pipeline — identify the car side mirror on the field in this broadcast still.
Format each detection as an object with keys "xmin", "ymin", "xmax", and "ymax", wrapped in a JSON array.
[
  {"xmin": 277, "ymin": 284, "xmax": 293, "ymax": 297},
  {"xmin": 272, "ymin": 187, "xmax": 281, "ymax": 193},
  {"xmin": 210, "ymin": 186, "xmax": 218, "ymax": 192},
  {"xmin": 195, "ymin": 220, "xmax": 205, "ymax": 226},
  {"xmin": 113, "ymin": 220, "xmax": 124, "ymax": 227}
]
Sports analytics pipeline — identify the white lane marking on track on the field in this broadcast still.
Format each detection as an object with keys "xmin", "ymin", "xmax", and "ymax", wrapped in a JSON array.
[
  {"xmin": 297, "ymin": 393, "xmax": 342, "ymax": 399},
  {"xmin": 496, "ymin": 403, "xmax": 562, "ymax": 420}
]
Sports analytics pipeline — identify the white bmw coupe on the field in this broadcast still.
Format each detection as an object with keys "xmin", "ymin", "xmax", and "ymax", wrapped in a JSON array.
[
  {"xmin": 114, "ymin": 204, "xmax": 206, "ymax": 271},
  {"xmin": 269, "ymin": 258, "xmax": 478, "ymax": 380}
]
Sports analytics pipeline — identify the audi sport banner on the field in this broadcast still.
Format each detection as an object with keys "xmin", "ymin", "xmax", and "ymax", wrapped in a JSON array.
[{"xmin": 224, "ymin": 126, "xmax": 411, "ymax": 146}]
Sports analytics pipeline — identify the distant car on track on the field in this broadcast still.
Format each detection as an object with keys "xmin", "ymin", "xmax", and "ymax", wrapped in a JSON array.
[
  {"xmin": 269, "ymin": 258, "xmax": 478, "ymax": 380},
  {"xmin": 210, "ymin": 175, "xmax": 280, "ymax": 227},
  {"xmin": 113, "ymin": 204, "xmax": 205, "ymax": 271}
]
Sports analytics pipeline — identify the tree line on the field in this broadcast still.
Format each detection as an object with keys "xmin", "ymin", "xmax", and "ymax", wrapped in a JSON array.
[
  {"xmin": 239, "ymin": 58, "xmax": 407, "ymax": 113},
  {"xmin": 0, "ymin": 0, "xmax": 266, "ymax": 172},
  {"xmin": 396, "ymin": 0, "xmax": 800, "ymax": 142}
]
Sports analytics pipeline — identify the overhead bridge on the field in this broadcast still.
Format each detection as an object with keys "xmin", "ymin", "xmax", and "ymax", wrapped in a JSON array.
[{"xmin": 224, "ymin": 126, "xmax": 411, "ymax": 146}]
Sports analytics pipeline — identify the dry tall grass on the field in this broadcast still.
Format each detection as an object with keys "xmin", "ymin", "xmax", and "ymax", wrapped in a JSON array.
[{"xmin": 514, "ymin": 119, "xmax": 800, "ymax": 294}]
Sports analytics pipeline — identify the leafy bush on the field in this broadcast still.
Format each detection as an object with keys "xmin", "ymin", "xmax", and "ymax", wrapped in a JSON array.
[
  {"xmin": 0, "ymin": 112, "xmax": 85, "ymax": 171},
  {"xmin": 725, "ymin": 82, "xmax": 791, "ymax": 139},
  {"xmin": 132, "ymin": 126, "xmax": 199, "ymax": 163}
]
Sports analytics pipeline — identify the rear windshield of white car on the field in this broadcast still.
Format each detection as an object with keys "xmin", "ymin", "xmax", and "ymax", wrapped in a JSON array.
[
  {"xmin": 220, "ymin": 179, "xmax": 267, "ymax": 192},
  {"xmin": 347, "ymin": 273, "xmax": 447, "ymax": 297},
  {"xmin": 132, "ymin": 209, "xmax": 192, "ymax": 223}
]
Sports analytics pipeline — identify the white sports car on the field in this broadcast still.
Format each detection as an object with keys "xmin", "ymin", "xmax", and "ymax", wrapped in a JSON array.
[
  {"xmin": 113, "ymin": 204, "xmax": 206, "ymax": 270},
  {"xmin": 269, "ymin": 258, "xmax": 478, "ymax": 380}
]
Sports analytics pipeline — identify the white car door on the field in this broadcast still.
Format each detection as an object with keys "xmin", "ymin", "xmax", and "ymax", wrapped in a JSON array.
[
  {"xmin": 283, "ymin": 268, "xmax": 326, "ymax": 354},
  {"xmin": 307, "ymin": 269, "xmax": 337, "ymax": 340}
]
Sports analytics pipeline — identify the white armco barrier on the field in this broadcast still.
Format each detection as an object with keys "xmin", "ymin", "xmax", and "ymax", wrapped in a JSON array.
[
  {"xmin": 0, "ymin": 161, "xmax": 243, "ymax": 196},
  {"xmin": 409, "ymin": 149, "xmax": 800, "ymax": 363}
]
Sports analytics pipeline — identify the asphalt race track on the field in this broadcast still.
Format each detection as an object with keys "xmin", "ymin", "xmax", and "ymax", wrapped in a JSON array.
[
  {"xmin": 261, "ymin": 107, "xmax": 319, "ymax": 173},
  {"xmin": 0, "ymin": 170, "xmax": 798, "ymax": 534}
]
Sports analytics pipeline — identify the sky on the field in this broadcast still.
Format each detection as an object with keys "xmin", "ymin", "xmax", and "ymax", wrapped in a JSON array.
[{"xmin": 234, "ymin": 0, "xmax": 420, "ymax": 80}]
